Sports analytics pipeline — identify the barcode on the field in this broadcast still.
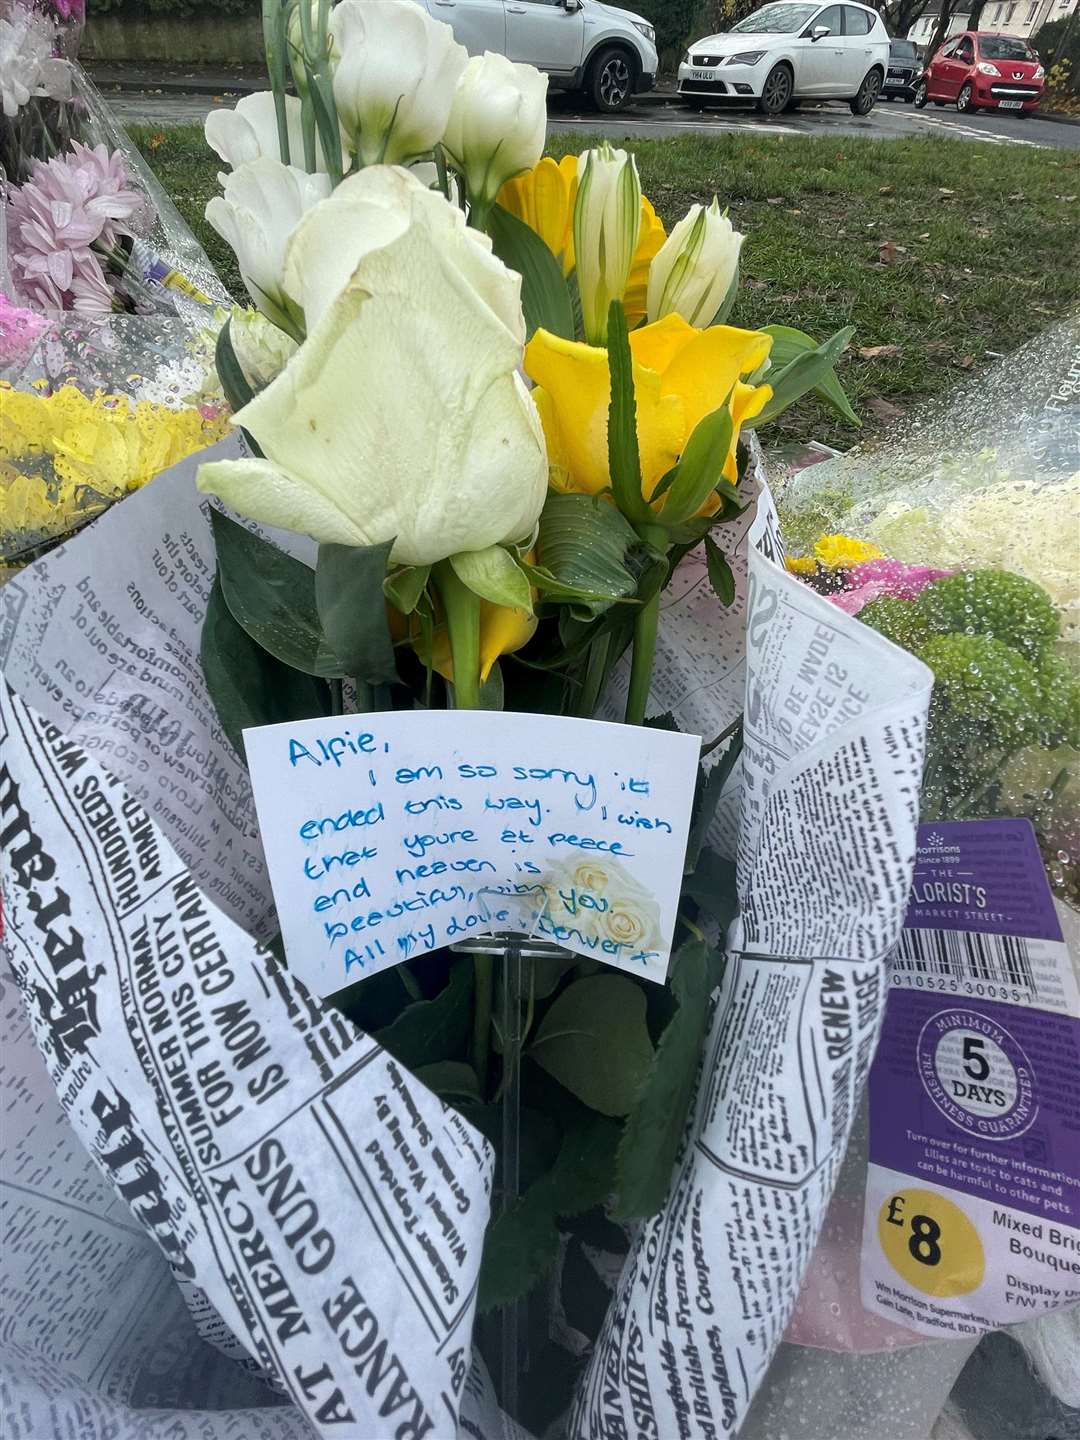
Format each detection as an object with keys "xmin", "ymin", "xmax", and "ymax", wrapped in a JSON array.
[{"xmin": 893, "ymin": 927, "xmax": 1037, "ymax": 994}]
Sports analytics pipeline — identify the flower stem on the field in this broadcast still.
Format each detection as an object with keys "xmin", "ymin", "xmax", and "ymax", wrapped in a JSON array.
[
  {"xmin": 472, "ymin": 953, "xmax": 493, "ymax": 1096},
  {"xmin": 434, "ymin": 560, "xmax": 481, "ymax": 709},
  {"xmin": 577, "ymin": 632, "xmax": 611, "ymax": 717},
  {"xmin": 624, "ymin": 589, "xmax": 660, "ymax": 727}
]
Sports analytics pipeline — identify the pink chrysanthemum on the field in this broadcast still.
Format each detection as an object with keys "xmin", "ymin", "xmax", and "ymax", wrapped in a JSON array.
[
  {"xmin": 0, "ymin": 292, "xmax": 48, "ymax": 368},
  {"xmin": 6, "ymin": 143, "xmax": 148, "ymax": 312}
]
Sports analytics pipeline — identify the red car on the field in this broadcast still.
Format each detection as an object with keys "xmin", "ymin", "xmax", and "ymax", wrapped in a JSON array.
[{"xmin": 914, "ymin": 30, "xmax": 1045, "ymax": 113}]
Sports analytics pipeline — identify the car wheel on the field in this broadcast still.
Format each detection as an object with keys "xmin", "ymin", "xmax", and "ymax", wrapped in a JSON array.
[
  {"xmin": 757, "ymin": 63, "xmax": 793, "ymax": 116},
  {"xmin": 783, "ymin": 96, "xmax": 801, "ymax": 112},
  {"xmin": 850, "ymin": 68, "xmax": 882, "ymax": 115},
  {"xmin": 956, "ymin": 81, "xmax": 976, "ymax": 113},
  {"xmin": 913, "ymin": 79, "xmax": 929, "ymax": 107},
  {"xmin": 589, "ymin": 46, "xmax": 635, "ymax": 112}
]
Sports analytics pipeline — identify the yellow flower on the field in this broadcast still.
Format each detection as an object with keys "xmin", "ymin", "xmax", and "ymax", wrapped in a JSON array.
[
  {"xmin": 784, "ymin": 556, "xmax": 819, "ymax": 576},
  {"xmin": 524, "ymin": 313, "xmax": 772, "ymax": 514},
  {"xmin": 814, "ymin": 533, "xmax": 885, "ymax": 569},
  {"xmin": 497, "ymin": 156, "xmax": 665, "ymax": 326},
  {"xmin": 1, "ymin": 385, "xmax": 229, "ymax": 559},
  {"xmin": 429, "ymin": 601, "xmax": 537, "ymax": 684}
]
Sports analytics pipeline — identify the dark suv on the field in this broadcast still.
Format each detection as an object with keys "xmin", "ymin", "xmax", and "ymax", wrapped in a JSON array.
[{"xmin": 882, "ymin": 37, "xmax": 920, "ymax": 99}]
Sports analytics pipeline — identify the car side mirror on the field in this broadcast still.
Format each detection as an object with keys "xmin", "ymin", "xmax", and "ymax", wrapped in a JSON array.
[
  {"xmin": 563, "ymin": 0, "xmax": 582, "ymax": 10},
  {"xmin": 810, "ymin": 23, "xmax": 831, "ymax": 39}
]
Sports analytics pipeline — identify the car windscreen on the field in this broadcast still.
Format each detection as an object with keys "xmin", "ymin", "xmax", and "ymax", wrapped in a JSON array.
[
  {"xmin": 979, "ymin": 35, "xmax": 1034, "ymax": 59},
  {"xmin": 890, "ymin": 40, "xmax": 917, "ymax": 57},
  {"xmin": 731, "ymin": 3, "xmax": 820, "ymax": 33}
]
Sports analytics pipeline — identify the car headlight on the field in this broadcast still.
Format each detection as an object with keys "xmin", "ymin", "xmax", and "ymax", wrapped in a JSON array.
[
  {"xmin": 1034, "ymin": 64, "xmax": 1045, "ymax": 78},
  {"xmin": 632, "ymin": 20, "xmax": 655, "ymax": 41},
  {"xmin": 975, "ymin": 61, "xmax": 1000, "ymax": 75},
  {"xmin": 726, "ymin": 49, "xmax": 767, "ymax": 65}
]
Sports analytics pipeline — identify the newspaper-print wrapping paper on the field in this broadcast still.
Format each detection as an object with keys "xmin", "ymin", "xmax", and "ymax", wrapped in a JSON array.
[
  {"xmin": 0, "ymin": 683, "xmax": 495, "ymax": 1437},
  {"xmin": 1, "ymin": 445, "xmax": 932, "ymax": 1437}
]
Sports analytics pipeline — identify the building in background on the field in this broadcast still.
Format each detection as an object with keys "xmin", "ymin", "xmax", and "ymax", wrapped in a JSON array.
[{"xmin": 906, "ymin": 0, "xmax": 1074, "ymax": 44}]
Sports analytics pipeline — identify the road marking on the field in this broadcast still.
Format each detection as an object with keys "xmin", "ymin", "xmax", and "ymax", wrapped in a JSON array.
[
  {"xmin": 550, "ymin": 116, "xmax": 804, "ymax": 137},
  {"xmin": 896, "ymin": 110, "xmax": 1044, "ymax": 147}
]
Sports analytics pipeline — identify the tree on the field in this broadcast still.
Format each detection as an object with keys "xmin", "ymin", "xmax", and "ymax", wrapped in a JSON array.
[{"xmin": 926, "ymin": 0, "xmax": 959, "ymax": 56}]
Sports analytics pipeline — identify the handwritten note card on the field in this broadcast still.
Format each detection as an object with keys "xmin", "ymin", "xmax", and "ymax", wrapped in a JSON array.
[{"xmin": 243, "ymin": 711, "xmax": 701, "ymax": 996}]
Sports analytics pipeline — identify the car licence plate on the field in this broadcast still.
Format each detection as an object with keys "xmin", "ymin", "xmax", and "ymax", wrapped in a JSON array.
[
  {"xmin": 999, "ymin": 99, "xmax": 1024, "ymax": 108},
  {"xmin": 690, "ymin": 68, "xmax": 714, "ymax": 80}
]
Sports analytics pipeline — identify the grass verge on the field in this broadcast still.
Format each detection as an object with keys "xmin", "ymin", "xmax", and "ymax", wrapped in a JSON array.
[{"xmin": 132, "ymin": 124, "xmax": 1080, "ymax": 447}]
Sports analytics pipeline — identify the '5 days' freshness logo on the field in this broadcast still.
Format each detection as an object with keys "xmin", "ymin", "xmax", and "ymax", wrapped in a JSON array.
[{"xmin": 917, "ymin": 1008, "xmax": 1037, "ymax": 1140}]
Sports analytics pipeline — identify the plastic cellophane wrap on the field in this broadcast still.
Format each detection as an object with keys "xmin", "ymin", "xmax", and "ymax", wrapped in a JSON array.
[{"xmin": 747, "ymin": 314, "xmax": 1080, "ymax": 1440}]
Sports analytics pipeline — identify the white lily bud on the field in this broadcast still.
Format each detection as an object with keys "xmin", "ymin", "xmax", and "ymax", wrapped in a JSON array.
[
  {"xmin": 441, "ymin": 53, "xmax": 548, "ymax": 216},
  {"xmin": 646, "ymin": 198, "xmax": 744, "ymax": 328},
  {"xmin": 572, "ymin": 144, "xmax": 642, "ymax": 346},
  {"xmin": 205, "ymin": 158, "xmax": 331, "ymax": 335},
  {"xmin": 329, "ymin": 0, "xmax": 467, "ymax": 167}
]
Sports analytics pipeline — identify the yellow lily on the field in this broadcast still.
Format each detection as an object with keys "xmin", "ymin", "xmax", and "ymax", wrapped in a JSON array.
[
  {"xmin": 524, "ymin": 313, "xmax": 773, "ymax": 515},
  {"xmin": 497, "ymin": 155, "xmax": 665, "ymax": 326}
]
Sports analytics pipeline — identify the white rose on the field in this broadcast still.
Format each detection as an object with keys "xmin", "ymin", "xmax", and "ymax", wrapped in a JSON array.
[
  {"xmin": 441, "ymin": 53, "xmax": 547, "ymax": 216},
  {"xmin": 197, "ymin": 209, "xmax": 547, "ymax": 567},
  {"xmin": 647, "ymin": 198, "xmax": 744, "ymax": 328},
  {"xmin": 282, "ymin": 164, "xmax": 525, "ymax": 339},
  {"xmin": 573, "ymin": 143, "xmax": 642, "ymax": 346},
  {"xmin": 329, "ymin": 0, "xmax": 467, "ymax": 166},
  {"xmin": 204, "ymin": 158, "xmax": 331, "ymax": 334}
]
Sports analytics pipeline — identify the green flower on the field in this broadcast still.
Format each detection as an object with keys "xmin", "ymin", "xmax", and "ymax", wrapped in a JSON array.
[
  {"xmin": 1035, "ymin": 651, "xmax": 1080, "ymax": 750},
  {"xmin": 858, "ymin": 596, "xmax": 933, "ymax": 654},
  {"xmin": 922, "ymin": 633, "xmax": 1042, "ymax": 753},
  {"xmin": 916, "ymin": 569, "xmax": 1059, "ymax": 664}
]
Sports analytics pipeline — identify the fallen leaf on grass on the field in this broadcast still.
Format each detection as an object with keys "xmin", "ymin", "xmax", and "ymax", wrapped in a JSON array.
[
  {"xmin": 744, "ymin": 277, "xmax": 767, "ymax": 291},
  {"xmin": 858, "ymin": 344, "xmax": 902, "ymax": 359},
  {"xmin": 924, "ymin": 339, "xmax": 952, "ymax": 355},
  {"xmin": 766, "ymin": 197, "xmax": 785, "ymax": 205},
  {"xmin": 938, "ymin": 187, "xmax": 956, "ymax": 197},
  {"xmin": 1008, "ymin": 191, "xmax": 1026, "ymax": 201},
  {"xmin": 147, "ymin": 132, "xmax": 167, "ymax": 151},
  {"xmin": 878, "ymin": 184, "xmax": 894, "ymax": 195},
  {"xmin": 865, "ymin": 396, "xmax": 906, "ymax": 425},
  {"xmin": 918, "ymin": 232, "xmax": 931, "ymax": 240},
  {"xmin": 954, "ymin": 354, "xmax": 976, "ymax": 369},
  {"xmin": 877, "ymin": 241, "xmax": 908, "ymax": 264}
]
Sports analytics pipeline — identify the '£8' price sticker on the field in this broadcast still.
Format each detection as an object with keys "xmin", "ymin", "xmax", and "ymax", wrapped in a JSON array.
[{"xmin": 877, "ymin": 1188, "xmax": 985, "ymax": 1297}]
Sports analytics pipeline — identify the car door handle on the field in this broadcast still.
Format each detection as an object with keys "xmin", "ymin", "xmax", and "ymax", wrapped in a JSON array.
[
  {"xmin": 507, "ymin": 5, "xmax": 527, "ymax": 11},
  {"xmin": 433, "ymin": 1, "xmax": 454, "ymax": 7}
]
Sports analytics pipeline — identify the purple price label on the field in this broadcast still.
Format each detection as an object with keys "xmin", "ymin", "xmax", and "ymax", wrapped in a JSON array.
[{"xmin": 905, "ymin": 819, "xmax": 1062, "ymax": 942}]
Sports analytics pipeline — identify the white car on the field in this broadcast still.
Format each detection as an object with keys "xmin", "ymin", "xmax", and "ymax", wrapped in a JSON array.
[
  {"xmin": 678, "ymin": 0, "xmax": 890, "ymax": 116},
  {"xmin": 418, "ymin": 0, "xmax": 659, "ymax": 110}
]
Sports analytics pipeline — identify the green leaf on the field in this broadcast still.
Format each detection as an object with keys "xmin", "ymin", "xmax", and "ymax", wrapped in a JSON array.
[
  {"xmin": 612, "ymin": 940, "xmax": 714, "ymax": 1220},
  {"xmin": 215, "ymin": 316, "xmax": 255, "ymax": 414},
  {"xmin": 531, "ymin": 953, "xmax": 581, "ymax": 1001},
  {"xmin": 685, "ymin": 725, "xmax": 743, "ymax": 874},
  {"xmin": 535, "ymin": 492, "xmax": 639, "ymax": 618},
  {"xmin": 412, "ymin": 1060, "xmax": 480, "ymax": 1103},
  {"xmin": 660, "ymin": 403, "xmax": 735, "ymax": 528},
  {"xmin": 606, "ymin": 301, "xmax": 653, "ymax": 530},
  {"xmin": 384, "ymin": 564, "xmax": 430, "ymax": 615},
  {"xmin": 450, "ymin": 545, "xmax": 533, "ymax": 614},
  {"xmin": 755, "ymin": 324, "xmax": 860, "ymax": 428},
  {"xmin": 683, "ymin": 846, "xmax": 739, "ymax": 930},
  {"xmin": 200, "ymin": 574, "xmax": 329, "ymax": 759},
  {"xmin": 315, "ymin": 540, "xmax": 399, "ymax": 684},
  {"xmin": 478, "ymin": 1111, "xmax": 619, "ymax": 1312},
  {"xmin": 488, "ymin": 204, "xmax": 574, "ymax": 341},
  {"xmin": 209, "ymin": 508, "xmax": 342, "ymax": 678},
  {"xmin": 528, "ymin": 975, "xmax": 654, "ymax": 1117},
  {"xmin": 704, "ymin": 533, "xmax": 736, "ymax": 607},
  {"xmin": 373, "ymin": 957, "xmax": 473, "ymax": 1069}
]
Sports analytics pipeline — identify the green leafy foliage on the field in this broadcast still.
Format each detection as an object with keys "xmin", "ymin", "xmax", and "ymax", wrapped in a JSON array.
[
  {"xmin": 704, "ymin": 534, "xmax": 736, "ymax": 607},
  {"xmin": 533, "ymin": 492, "xmax": 640, "ymax": 618},
  {"xmin": 214, "ymin": 317, "xmax": 254, "ymax": 413},
  {"xmin": 754, "ymin": 325, "xmax": 859, "ymax": 428},
  {"xmin": 613, "ymin": 940, "xmax": 715, "ymax": 1219},
  {"xmin": 450, "ymin": 545, "xmax": 533, "ymax": 614},
  {"xmin": 528, "ymin": 975, "xmax": 654, "ymax": 1117},
  {"xmin": 200, "ymin": 574, "xmax": 329, "ymax": 759},
  {"xmin": 315, "ymin": 540, "xmax": 399, "ymax": 684},
  {"xmin": 683, "ymin": 847, "xmax": 739, "ymax": 930},
  {"xmin": 659, "ymin": 404, "xmax": 736, "ymax": 527},
  {"xmin": 606, "ymin": 302, "xmax": 654, "ymax": 531},
  {"xmin": 488, "ymin": 204, "xmax": 574, "ymax": 342},
  {"xmin": 373, "ymin": 958, "xmax": 473, "ymax": 1070},
  {"xmin": 685, "ymin": 728, "xmax": 743, "ymax": 875},
  {"xmin": 478, "ymin": 1111, "xmax": 620, "ymax": 1312},
  {"xmin": 209, "ymin": 508, "xmax": 343, "ymax": 677},
  {"xmin": 384, "ymin": 565, "xmax": 430, "ymax": 615},
  {"xmin": 412, "ymin": 1060, "xmax": 481, "ymax": 1103}
]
